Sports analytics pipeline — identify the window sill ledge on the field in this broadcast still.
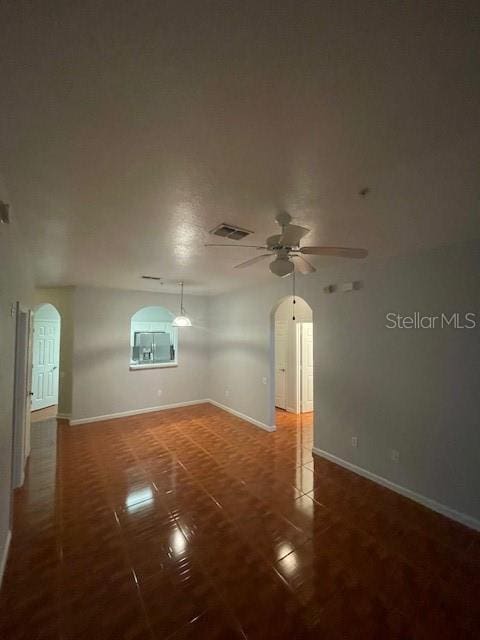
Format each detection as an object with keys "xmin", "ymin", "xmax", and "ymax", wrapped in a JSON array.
[{"xmin": 129, "ymin": 362, "xmax": 178, "ymax": 370}]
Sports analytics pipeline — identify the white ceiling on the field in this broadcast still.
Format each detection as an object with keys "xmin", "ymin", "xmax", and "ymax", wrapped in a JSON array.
[{"xmin": 1, "ymin": 1, "xmax": 479, "ymax": 294}]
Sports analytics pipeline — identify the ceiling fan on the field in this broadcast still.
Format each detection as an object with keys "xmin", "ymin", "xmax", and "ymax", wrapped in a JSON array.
[{"xmin": 205, "ymin": 212, "xmax": 368, "ymax": 277}]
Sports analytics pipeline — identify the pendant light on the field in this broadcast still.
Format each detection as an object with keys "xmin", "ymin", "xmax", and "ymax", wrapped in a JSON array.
[{"xmin": 172, "ymin": 281, "xmax": 192, "ymax": 327}]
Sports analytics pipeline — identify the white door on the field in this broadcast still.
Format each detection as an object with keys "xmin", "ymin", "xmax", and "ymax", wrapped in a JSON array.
[
  {"xmin": 12, "ymin": 307, "xmax": 32, "ymax": 488},
  {"xmin": 32, "ymin": 319, "xmax": 60, "ymax": 410},
  {"xmin": 25, "ymin": 312, "xmax": 34, "ymax": 456},
  {"xmin": 301, "ymin": 322, "xmax": 314, "ymax": 412},
  {"xmin": 275, "ymin": 320, "xmax": 288, "ymax": 410}
]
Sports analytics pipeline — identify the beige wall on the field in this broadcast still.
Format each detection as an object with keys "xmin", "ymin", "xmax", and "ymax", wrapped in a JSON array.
[
  {"xmin": 0, "ymin": 177, "xmax": 34, "ymax": 570},
  {"xmin": 208, "ymin": 241, "xmax": 480, "ymax": 525},
  {"xmin": 71, "ymin": 287, "xmax": 209, "ymax": 421},
  {"xmin": 34, "ymin": 288, "xmax": 74, "ymax": 416}
]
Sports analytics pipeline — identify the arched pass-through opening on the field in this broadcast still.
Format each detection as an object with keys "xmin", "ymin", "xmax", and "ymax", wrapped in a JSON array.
[
  {"xmin": 31, "ymin": 303, "xmax": 61, "ymax": 421},
  {"xmin": 129, "ymin": 305, "xmax": 178, "ymax": 369},
  {"xmin": 269, "ymin": 295, "xmax": 314, "ymax": 430}
]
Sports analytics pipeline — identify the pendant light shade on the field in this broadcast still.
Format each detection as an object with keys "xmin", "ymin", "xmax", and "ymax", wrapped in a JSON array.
[
  {"xmin": 172, "ymin": 282, "xmax": 192, "ymax": 327},
  {"xmin": 172, "ymin": 314, "xmax": 192, "ymax": 327},
  {"xmin": 269, "ymin": 256, "xmax": 294, "ymax": 277}
]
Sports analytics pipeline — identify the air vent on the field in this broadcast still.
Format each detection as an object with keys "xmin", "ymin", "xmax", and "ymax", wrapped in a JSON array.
[
  {"xmin": 210, "ymin": 223, "xmax": 253, "ymax": 240},
  {"xmin": 141, "ymin": 275, "xmax": 163, "ymax": 281}
]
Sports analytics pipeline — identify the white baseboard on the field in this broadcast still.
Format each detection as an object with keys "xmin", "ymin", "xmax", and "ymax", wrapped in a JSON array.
[
  {"xmin": 70, "ymin": 398, "xmax": 276, "ymax": 433},
  {"xmin": 0, "ymin": 529, "xmax": 12, "ymax": 587},
  {"xmin": 70, "ymin": 399, "xmax": 210, "ymax": 425},
  {"xmin": 208, "ymin": 399, "xmax": 276, "ymax": 432},
  {"xmin": 312, "ymin": 446, "xmax": 480, "ymax": 532},
  {"xmin": 56, "ymin": 413, "xmax": 71, "ymax": 420}
]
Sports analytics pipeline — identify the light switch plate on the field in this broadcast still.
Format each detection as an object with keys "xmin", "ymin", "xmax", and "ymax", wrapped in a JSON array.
[{"xmin": 391, "ymin": 449, "xmax": 400, "ymax": 463}]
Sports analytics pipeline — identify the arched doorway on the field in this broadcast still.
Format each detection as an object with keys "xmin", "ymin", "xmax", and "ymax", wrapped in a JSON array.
[
  {"xmin": 270, "ymin": 295, "xmax": 313, "ymax": 427},
  {"xmin": 31, "ymin": 303, "xmax": 61, "ymax": 419}
]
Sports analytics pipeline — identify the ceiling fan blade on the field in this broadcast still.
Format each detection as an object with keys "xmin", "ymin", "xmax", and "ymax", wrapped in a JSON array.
[
  {"xmin": 300, "ymin": 246, "xmax": 368, "ymax": 259},
  {"xmin": 279, "ymin": 224, "xmax": 310, "ymax": 247},
  {"xmin": 291, "ymin": 255, "xmax": 316, "ymax": 274},
  {"xmin": 205, "ymin": 243, "xmax": 266, "ymax": 248},
  {"xmin": 233, "ymin": 254, "xmax": 272, "ymax": 269}
]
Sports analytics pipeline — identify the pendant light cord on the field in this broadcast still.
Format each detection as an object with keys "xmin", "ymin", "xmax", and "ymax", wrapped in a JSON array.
[
  {"xmin": 180, "ymin": 281, "xmax": 185, "ymax": 315},
  {"xmin": 172, "ymin": 281, "xmax": 192, "ymax": 326}
]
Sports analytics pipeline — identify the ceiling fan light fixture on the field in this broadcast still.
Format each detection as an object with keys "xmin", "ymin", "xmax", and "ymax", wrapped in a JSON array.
[
  {"xmin": 204, "ymin": 211, "xmax": 368, "ymax": 277},
  {"xmin": 269, "ymin": 256, "xmax": 294, "ymax": 277}
]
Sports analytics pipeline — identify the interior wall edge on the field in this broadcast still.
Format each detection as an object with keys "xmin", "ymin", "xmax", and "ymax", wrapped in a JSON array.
[{"xmin": 207, "ymin": 399, "xmax": 276, "ymax": 432}]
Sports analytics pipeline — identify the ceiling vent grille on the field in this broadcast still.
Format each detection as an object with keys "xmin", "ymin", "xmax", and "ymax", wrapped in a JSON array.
[{"xmin": 210, "ymin": 223, "xmax": 253, "ymax": 240}]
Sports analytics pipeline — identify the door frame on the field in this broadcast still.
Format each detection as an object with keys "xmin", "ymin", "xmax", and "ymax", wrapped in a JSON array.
[
  {"xmin": 270, "ymin": 295, "xmax": 314, "ymax": 426},
  {"xmin": 296, "ymin": 322, "xmax": 302, "ymax": 414},
  {"xmin": 12, "ymin": 303, "xmax": 33, "ymax": 489},
  {"xmin": 296, "ymin": 321, "xmax": 314, "ymax": 413},
  {"xmin": 32, "ymin": 304, "xmax": 61, "ymax": 412},
  {"xmin": 274, "ymin": 319, "xmax": 288, "ymax": 410}
]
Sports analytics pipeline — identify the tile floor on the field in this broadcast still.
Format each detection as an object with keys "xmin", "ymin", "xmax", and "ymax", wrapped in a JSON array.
[
  {"xmin": 31, "ymin": 405, "xmax": 58, "ymax": 423},
  {"xmin": 1, "ymin": 404, "xmax": 479, "ymax": 639}
]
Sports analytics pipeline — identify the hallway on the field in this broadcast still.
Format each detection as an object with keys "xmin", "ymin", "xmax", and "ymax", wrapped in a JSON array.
[
  {"xmin": 1, "ymin": 406, "xmax": 479, "ymax": 639},
  {"xmin": 31, "ymin": 405, "xmax": 58, "ymax": 423}
]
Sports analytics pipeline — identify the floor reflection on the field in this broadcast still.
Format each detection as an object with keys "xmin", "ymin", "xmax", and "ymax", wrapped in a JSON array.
[
  {"xmin": 1, "ymin": 406, "xmax": 479, "ymax": 640},
  {"xmin": 125, "ymin": 486, "xmax": 154, "ymax": 511}
]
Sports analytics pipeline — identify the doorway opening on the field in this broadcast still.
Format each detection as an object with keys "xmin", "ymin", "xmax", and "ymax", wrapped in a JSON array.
[
  {"xmin": 272, "ymin": 295, "xmax": 313, "ymax": 427},
  {"xmin": 31, "ymin": 303, "xmax": 61, "ymax": 421},
  {"xmin": 12, "ymin": 303, "xmax": 33, "ymax": 489}
]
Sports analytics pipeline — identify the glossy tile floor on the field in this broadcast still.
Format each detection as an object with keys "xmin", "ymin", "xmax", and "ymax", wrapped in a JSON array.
[{"xmin": 1, "ymin": 405, "xmax": 479, "ymax": 639}]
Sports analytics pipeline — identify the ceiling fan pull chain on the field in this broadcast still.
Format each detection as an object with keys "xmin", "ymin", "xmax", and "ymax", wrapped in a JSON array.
[{"xmin": 292, "ymin": 271, "xmax": 296, "ymax": 321}]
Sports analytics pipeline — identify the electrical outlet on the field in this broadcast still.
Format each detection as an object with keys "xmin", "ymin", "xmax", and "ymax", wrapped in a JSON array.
[
  {"xmin": 351, "ymin": 436, "xmax": 358, "ymax": 448},
  {"xmin": 262, "ymin": 377, "xmax": 267, "ymax": 385},
  {"xmin": 390, "ymin": 449, "xmax": 400, "ymax": 463},
  {"xmin": 225, "ymin": 388, "xmax": 230, "ymax": 398},
  {"xmin": 157, "ymin": 389, "xmax": 163, "ymax": 397}
]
